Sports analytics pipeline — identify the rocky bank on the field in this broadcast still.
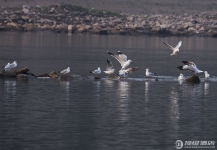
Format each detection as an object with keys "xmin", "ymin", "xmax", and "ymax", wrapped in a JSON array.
[{"xmin": 0, "ymin": 4, "xmax": 217, "ymax": 37}]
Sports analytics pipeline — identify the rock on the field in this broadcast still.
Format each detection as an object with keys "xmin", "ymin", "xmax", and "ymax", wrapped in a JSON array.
[
  {"xmin": 15, "ymin": 67, "xmax": 29, "ymax": 75},
  {"xmin": 75, "ymin": 26, "xmax": 85, "ymax": 33},
  {"xmin": 71, "ymin": 74, "xmax": 83, "ymax": 80},
  {"xmin": 17, "ymin": 74, "xmax": 34, "ymax": 79},
  {"xmin": 188, "ymin": 27, "xmax": 196, "ymax": 32},
  {"xmin": 0, "ymin": 71, "xmax": 16, "ymax": 78},
  {"xmin": 185, "ymin": 75, "xmax": 200, "ymax": 83},
  {"xmin": 36, "ymin": 73, "xmax": 51, "ymax": 78},
  {"xmin": 22, "ymin": 8, "xmax": 29, "ymax": 14},
  {"xmin": 58, "ymin": 74, "xmax": 71, "ymax": 80},
  {"xmin": 23, "ymin": 24, "xmax": 35, "ymax": 31},
  {"xmin": 49, "ymin": 71, "xmax": 59, "ymax": 78},
  {"xmin": 68, "ymin": 25, "xmax": 73, "ymax": 33},
  {"xmin": 99, "ymin": 29, "xmax": 108, "ymax": 35}
]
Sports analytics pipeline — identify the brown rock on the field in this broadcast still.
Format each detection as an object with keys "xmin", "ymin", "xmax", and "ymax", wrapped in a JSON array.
[
  {"xmin": 185, "ymin": 75, "xmax": 200, "ymax": 83},
  {"xmin": 36, "ymin": 73, "xmax": 51, "ymax": 78},
  {"xmin": 49, "ymin": 71, "xmax": 59, "ymax": 78},
  {"xmin": 15, "ymin": 67, "xmax": 29, "ymax": 75}
]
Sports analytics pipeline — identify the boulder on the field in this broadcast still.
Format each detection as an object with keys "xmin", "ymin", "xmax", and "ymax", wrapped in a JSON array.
[
  {"xmin": 49, "ymin": 71, "xmax": 59, "ymax": 78},
  {"xmin": 58, "ymin": 74, "xmax": 72, "ymax": 80},
  {"xmin": 17, "ymin": 74, "xmax": 34, "ymax": 79},
  {"xmin": 36, "ymin": 73, "xmax": 51, "ymax": 78},
  {"xmin": 185, "ymin": 75, "xmax": 200, "ymax": 83},
  {"xmin": 14, "ymin": 67, "xmax": 29, "ymax": 75}
]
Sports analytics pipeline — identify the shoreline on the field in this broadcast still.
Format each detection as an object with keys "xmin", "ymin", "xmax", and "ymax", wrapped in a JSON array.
[{"xmin": 1, "ymin": 4, "xmax": 217, "ymax": 37}]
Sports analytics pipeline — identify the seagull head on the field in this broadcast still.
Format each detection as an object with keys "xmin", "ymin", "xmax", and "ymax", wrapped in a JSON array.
[{"xmin": 129, "ymin": 60, "xmax": 134, "ymax": 65}]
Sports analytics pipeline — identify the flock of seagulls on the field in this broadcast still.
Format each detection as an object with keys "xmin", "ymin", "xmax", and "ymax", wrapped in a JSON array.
[{"xmin": 2, "ymin": 40, "xmax": 211, "ymax": 81}]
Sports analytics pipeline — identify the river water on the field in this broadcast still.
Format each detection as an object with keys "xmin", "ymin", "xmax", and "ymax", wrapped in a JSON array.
[{"xmin": 0, "ymin": 32, "xmax": 217, "ymax": 150}]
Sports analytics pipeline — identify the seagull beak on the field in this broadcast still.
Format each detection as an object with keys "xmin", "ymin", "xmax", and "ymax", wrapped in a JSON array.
[{"xmin": 132, "ymin": 61, "xmax": 134, "ymax": 65}]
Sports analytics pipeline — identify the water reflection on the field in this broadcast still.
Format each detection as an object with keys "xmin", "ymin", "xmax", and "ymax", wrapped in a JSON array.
[
  {"xmin": 4, "ymin": 79, "xmax": 16, "ymax": 101},
  {"xmin": 169, "ymin": 87, "xmax": 180, "ymax": 131},
  {"xmin": 117, "ymin": 81, "xmax": 129, "ymax": 122},
  {"xmin": 144, "ymin": 81, "xmax": 150, "ymax": 102},
  {"xmin": 204, "ymin": 81, "xmax": 209, "ymax": 95},
  {"xmin": 60, "ymin": 81, "xmax": 70, "ymax": 102}
]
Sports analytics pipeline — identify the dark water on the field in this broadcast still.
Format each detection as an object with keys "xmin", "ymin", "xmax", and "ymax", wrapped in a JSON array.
[{"xmin": 0, "ymin": 32, "xmax": 217, "ymax": 150}]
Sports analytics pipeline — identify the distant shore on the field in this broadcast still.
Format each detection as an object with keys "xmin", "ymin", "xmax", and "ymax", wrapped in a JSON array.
[{"xmin": 0, "ymin": 4, "xmax": 217, "ymax": 37}]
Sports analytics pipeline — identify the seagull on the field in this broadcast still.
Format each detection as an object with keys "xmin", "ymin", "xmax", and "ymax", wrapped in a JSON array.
[
  {"xmin": 4, "ymin": 63, "xmax": 11, "ymax": 72},
  {"xmin": 90, "ymin": 67, "xmax": 101, "ymax": 77},
  {"xmin": 178, "ymin": 73, "xmax": 185, "ymax": 80},
  {"xmin": 145, "ymin": 68, "xmax": 156, "ymax": 77},
  {"xmin": 204, "ymin": 71, "xmax": 210, "ymax": 79},
  {"xmin": 107, "ymin": 51, "xmax": 134, "ymax": 70},
  {"xmin": 104, "ymin": 59, "xmax": 115, "ymax": 76},
  {"xmin": 10, "ymin": 61, "xmax": 17, "ymax": 69},
  {"xmin": 162, "ymin": 40, "xmax": 182, "ymax": 57},
  {"xmin": 177, "ymin": 61, "xmax": 203, "ymax": 74},
  {"xmin": 3, "ymin": 61, "xmax": 17, "ymax": 72},
  {"xmin": 117, "ymin": 67, "xmax": 138, "ymax": 79},
  {"xmin": 60, "ymin": 67, "xmax": 70, "ymax": 74}
]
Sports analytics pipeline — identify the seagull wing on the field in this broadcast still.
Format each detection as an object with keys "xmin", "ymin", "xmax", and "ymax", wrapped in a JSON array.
[
  {"xmin": 106, "ymin": 59, "xmax": 113, "ymax": 71},
  {"xmin": 125, "ymin": 67, "xmax": 139, "ymax": 74},
  {"xmin": 60, "ymin": 68, "xmax": 67, "ymax": 74},
  {"xmin": 162, "ymin": 41, "xmax": 175, "ymax": 51},
  {"xmin": 182, "ymin": 61, "xmax": 196, "ymax": 67},
  {"xmin": 107, "ymin": 51, "xmax": 125, "ymax": 67},
  {"xmin": 175, "ymin": 41, "xmax": 182, "ymax": 49},
  {"xmin": 117, "ymin": 51, "xmax": 128, "ymax": 62}
]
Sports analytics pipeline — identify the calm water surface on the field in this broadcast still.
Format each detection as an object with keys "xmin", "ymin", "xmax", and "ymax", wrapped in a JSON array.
[{"xmin": 0, "ymin": 32, "xmax": 217, "ymax": 150}]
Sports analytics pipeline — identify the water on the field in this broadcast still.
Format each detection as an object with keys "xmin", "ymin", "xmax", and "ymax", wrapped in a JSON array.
[{"xmin": 0, "ymin": 32, "xmax": 217, "ymax": 150}]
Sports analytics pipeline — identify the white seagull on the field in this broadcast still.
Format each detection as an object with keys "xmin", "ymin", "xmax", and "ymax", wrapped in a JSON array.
[
  {"xmin": 107, "ymin": 51, "xmax": 134, "ymax": 70},
  {"xmin": 4, "ymin": 61, "xmax": 17, "ymax": 72},
  {"xmin": 145, "ymin": 68, "xmax": 156, "ymax": 77},
  {"xmin": 104, "ymin": 59, "xmax": 115, "ymax": 76},
  {"xmin": 178, "ymin": 73, "xmax": 185, "ymax": 80},
  {"xmin": 204, "ymin": 71, "xmax": 210, "ymax": 79},
  {"xmin": 90, "ymin": 67, "xmax": 101, "ymax": 77},
  {"xmin": 162, "ymin": 40, "xmax": 182, "ymax": 57},
  {"xmin": 177, "ymin": 61, "xmax": 203, "ymax": 74},
  {"xmin": 117, "ymin": 67, "xmax": 139, "ymax": 79},
  {"xmin": 60, "ymin": 67, "xmax": 70, "ymax": 74}
]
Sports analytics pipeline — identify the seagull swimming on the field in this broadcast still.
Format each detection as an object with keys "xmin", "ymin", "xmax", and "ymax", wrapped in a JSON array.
[
  {"xmin": 177, "ymin": 61, "xmax": 203, "ymax": 74},
  {"xmin": 60, "ymin": 67, "xmax": 70, "ymax": 74},
  {"xmin": 162, "ymin": 40, "xmax": 182, "ymax": 57},
  {"xmin": 145, "ymin": 68, "xmax": 156, "ymax": 77},
  {"xmin": 204, "ymin": 71, "xmax": 210, "ymax": 79},
  {"xmin": 104, "ymin": 59, "xmax": 115, "ymax": 76},
  {"xmin": 4, "ymin": 61, "xmax": 17, "ymax": 72},
  {"xmin": 178, "ymin": 73, "xmax": 185, "ymax": 80},
  {"xmin": 117, "ymin": 67, "xmax": 138, "ymax": 79},
  {"xmin": 90, "ymin": 67, "xmax": 101, "ymax": 77},
  {"xmin": 107, "ymin": 51, "xmax": 134, "ymax": 70}
]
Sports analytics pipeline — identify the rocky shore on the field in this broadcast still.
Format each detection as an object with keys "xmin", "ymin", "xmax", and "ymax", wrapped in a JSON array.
[{"xmin": 0, "ymin": 4, "xmax": 217, "ymax": 37}]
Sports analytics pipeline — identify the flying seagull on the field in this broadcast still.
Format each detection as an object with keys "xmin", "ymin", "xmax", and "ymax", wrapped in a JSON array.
[
  {"xmin": 162, "ymin": 40, "xmax": 182, "ymax": 57},
  {"xmin": 60, "ymin": 67, "xmax": 70, "ymax": 74},
  {"xmin": 117, "ymin": 67, "xmax": 139, "ymax": 79},
  {"xmin": 145, "ymin": 68, "xmax": 156, "ymax": 77},
  {"xmin": 177, "ymin": 61, "xmax": 203, "ymax": 74},
  {"xmin": 107, "ymin": 51, "xmax": 134, "ymax": 70},
  {"xmin": 104, "ymin": 59, "xmax": 115, "ymax": 76}
]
